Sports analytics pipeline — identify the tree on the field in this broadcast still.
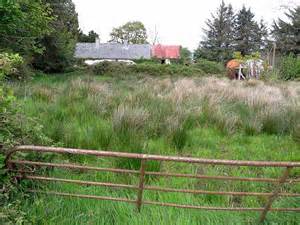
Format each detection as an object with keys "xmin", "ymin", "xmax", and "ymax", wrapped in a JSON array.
[
  {"xmin": 33, "ymin": 0, "xmax": 79, "ymax": 72},
  {"xmin": 78, "ymin": 30, "xmax": 99, "ymax": 43},
  {"xmin": 272, "ymin": 6, "xmax": 300, "ymax": 55},
  {"xmin": 110, "ymin": 21, "xmax": 148, "ymax": 44},
  {"xmin": 179, "ymin": 47, "xmax": 192, "ymax": 64},
  {"xmin": 234, "ymin": 6, "xmax": 268, "ymax": 56},
  {"xmin": 194, "ymin": 1, "xmax": 235, "ymax": 62},
  {"xmin": 0, "ymin": 0, "xmax": 52, "ymax": 58}
]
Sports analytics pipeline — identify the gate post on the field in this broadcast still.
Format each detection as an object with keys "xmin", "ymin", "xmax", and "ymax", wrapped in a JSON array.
[{"xmin": 136, "ymin": 159, "xmax": 146, "ymax": 212}]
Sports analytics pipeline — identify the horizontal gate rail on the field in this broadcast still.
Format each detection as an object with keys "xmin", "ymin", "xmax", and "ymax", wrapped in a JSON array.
[
  {"xmin": 10, "ymin": 160, "xmax": 300, "ymax": 183},
  {"xmin": 7, "ymin": 145, "xmax": 300, "ymax": 167},
  {"xmin": 6, "ymin": 145, "xmax": 300, "ymax": 223},
  {"xmin": 16, "ymin": 174, "xmax": 300, "ymax": 197},
  {"xmin": 27, "ymin": 190, "xmax": 300, "ymax": 212}
]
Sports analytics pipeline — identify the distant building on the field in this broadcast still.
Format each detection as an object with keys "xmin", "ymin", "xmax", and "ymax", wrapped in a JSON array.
[
  {"xmin": 75, "ymin": 38, "xmax": 151, "ymax": 60},
  {"xmin": 152, "ymin": 44, "xmax": 181, "ymax": 59},
  {"xmin": 75, "ymin": 39, "xmax": 181, "ymax": 62}
]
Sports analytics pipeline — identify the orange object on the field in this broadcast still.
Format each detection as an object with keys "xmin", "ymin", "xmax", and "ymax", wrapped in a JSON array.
[{"xmin": 226, "ymin": 59, "xmax": 241, "ymax": 70}]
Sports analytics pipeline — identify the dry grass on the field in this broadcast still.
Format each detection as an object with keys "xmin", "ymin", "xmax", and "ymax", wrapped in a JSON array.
[
  {"xmin": 20, "ymin": 75, "xmax": 300, "ymax": 140},
  {"xmin": 142, "ymin": 77, "xmax": 300, "ymax": 136}
]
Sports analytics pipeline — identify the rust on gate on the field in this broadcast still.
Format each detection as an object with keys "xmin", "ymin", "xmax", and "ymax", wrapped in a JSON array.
[{"xmin": 5, "ymin": 145, "xmax": 300, "ymax": 223}]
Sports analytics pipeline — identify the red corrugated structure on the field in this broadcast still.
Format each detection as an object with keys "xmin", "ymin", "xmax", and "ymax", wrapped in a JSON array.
[{"xmin": 152, "ymin": 44, "xmax": 181, "ymax": 59}]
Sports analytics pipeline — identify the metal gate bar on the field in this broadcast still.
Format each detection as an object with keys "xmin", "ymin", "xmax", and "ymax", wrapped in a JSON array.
[{"xmin": 6, "ymin": 145, "xmax": 300, "ymax": 223}]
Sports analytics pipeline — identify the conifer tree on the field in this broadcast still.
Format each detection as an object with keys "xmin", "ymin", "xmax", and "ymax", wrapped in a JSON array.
[
  {"xmin": 273, "ymin": 6, "xmax": 300, "ymax": 55},
  {"xmin": 234, "ymin": 6, "xmax": 268, "ymax": 56},
  {"xmin": 194, "ymin": 1, "xmax": 235, "ymax": 62}
]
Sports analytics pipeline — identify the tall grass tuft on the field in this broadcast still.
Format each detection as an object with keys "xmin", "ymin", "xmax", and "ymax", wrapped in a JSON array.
[{"xmin": 112, "ymin": 105, "xmax": 150, "ymax": 169}]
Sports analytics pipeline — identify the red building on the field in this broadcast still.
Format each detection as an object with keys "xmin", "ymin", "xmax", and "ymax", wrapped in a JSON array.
[{"xmin": 152, "ymin": 44, "xmax": 181, "ymax": 59}]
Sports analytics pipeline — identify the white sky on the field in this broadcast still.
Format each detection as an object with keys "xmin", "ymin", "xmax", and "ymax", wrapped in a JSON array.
[{"xmin": 73, "ymin": 0, "xmax": 299, "ymax": 50}]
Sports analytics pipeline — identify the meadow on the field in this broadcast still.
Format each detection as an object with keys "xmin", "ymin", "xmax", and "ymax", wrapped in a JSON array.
[{"xmin": 10, "ymin": 71, "xmax": 300, "ymax": 224}]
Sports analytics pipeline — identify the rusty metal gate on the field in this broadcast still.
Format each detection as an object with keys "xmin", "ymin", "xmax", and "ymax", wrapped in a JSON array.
[{"xmin": 5, "ymin": 145, "xmax": 300, "ymax": 223}]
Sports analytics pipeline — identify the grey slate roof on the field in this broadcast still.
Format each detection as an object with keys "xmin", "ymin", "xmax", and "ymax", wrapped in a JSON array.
[{"xmin": 75, "ymin": 43, "xmax": 151, "ymax": 59}]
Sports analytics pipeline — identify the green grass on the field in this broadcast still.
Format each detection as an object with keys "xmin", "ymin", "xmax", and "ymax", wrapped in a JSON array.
[{"xmin": 10, "ymin": 72, "xmax": 300, "ymax": 224}]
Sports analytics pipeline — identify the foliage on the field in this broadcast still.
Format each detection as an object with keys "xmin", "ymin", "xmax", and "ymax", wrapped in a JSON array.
[
  {"xmin": 0, "ymin": 53, "xmax": 23, "ymax": 77},
  {"xmin": 195, "ymin": 1, "xmax": 235, "ymax": 62},
  {"xmin": 196, "ymin": 3, "xmax": 270, "ymax": 61},
  {"xmin": 0, "ymin": 53, "xmax": 20, "ymax": 117},
  {"xmin": 178, "ymin": 47, "xmax": 192, "ymax": 65},
  {"xmin": 0, "ymin": 52, "xmax": 51, "ymax": 150},
  {"xmin": 233, "ymin": 51, "xmax": 261, "ymax": 61},
  {"xmin": 0, "ymin": 52, "xmax": 52, "ymax": 225},
  {"xmin": 0, "ymin": 52, "xmax": 29, "ymax": 80},
  {"xmin": 234, "ymin": 6, "xmax": 269, "ymax": 56},
  {"xmin": 91, "ymin": 61, "xmax": 205, "ymax": 76},
  {"xmin": 78, "ymin": 30, "xmax": 99, "ymax": 43},
  {"xmin": 193, "ymin": 59, "xmax": 225, "ymax": 74},
  {"xmin": 110, "ymin": 21, "xmax": 148, "ymax": 44},
  {"xmin": 0, "ymin": 0, "xmax": 53, "ymax": 58},
  {"xmin": 272, "ymin": 6, "xmax": 300, "ymax": 55},
  {"xmin": 92, "ymin": 61, "xmax": 130, "ymax": 75},
  {"xmin": 33, "ymin": 0, "xmax": 79, "ymax": 73},
  {"xmin": 278, "ymin": 55, "xmax": 300, "ymax": 80},
  {"xmin": 130, "ymin": 63, "xmax": 204, "ymax": 76}
]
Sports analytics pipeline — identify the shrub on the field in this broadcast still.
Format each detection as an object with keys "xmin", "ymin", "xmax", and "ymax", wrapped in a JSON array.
[
  {"xmin": 193, "ymin": 59, "xmax": 225, "ymax": 74},
  {"xmin": 0, "ymin": 53, "xmax": 28, "ymax": 80},
  {"xmin": 130, "ymin": 63, "xmax": 204, "ymax": 76},
  {"xmin": 278, "ymin": 55, "xmax": 300, "ymax": 80},
  {"xmin": 92, "ymin": 61, "xmax": 130, "ymax": 75},
  {"xmin": 91, "ymin": 61, "xmax": 205, "ymax": 77},
  {"xmin": 1, "ymin": 53, "xmax": 52, "ymax": 224}
]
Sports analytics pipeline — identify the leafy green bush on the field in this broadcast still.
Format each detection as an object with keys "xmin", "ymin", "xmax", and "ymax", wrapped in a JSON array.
[
  {"xmin": 92, "ymin": 61, "xmax": 205, "ymax": 76},
  {"xmin": 92, "ymin": 61, "xmax": 130, "ymax": 75},
  {"xmin": 1, "ymin": 53, "xmax": 52, "ymax": 224},
  {"xmin": 193, "ymin": 59, "xmax": 225, "ymax": 74},
  {"xmin": 0, "ymin": 53, "xmax": 28, "ymax": 80},
  {"xmin": 130, "ymin": 63, "xmax": 204, "ymax": 76},
  {"xmin": 278, "ymin": 55, "xmax": 300, "ymax": 80}
]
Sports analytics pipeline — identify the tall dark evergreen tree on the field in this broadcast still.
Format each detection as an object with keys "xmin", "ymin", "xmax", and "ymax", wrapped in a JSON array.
[
  {"xmin": 234, "ymin": 6, "xmax": 268, "ymax": 56},
  {"xmin": 272, "ymin": 6, "xmax": 300, "ymax": 55},
  {"xmin": 194, "ymin": 1, "xmax": 235, "ymax": 62},
  {"xmin": 33, "ymin": 0, "xmax": 79, "ymax": 72}
]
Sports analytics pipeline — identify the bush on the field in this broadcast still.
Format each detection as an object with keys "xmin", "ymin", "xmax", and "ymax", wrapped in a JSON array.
[
  {"xmin": 92, "ymin": 61, "xmax": 130, "ymax": 75},
  {"xmin": 193, "ymin": 59, "xmax": 225, "ymax": 74},
  {"xmin": 130, "ymin": 63, "xmax": 204, "ymax": 76},
  {"xmin": 0, "ymin": 53, "xmax": 52, "ymax": 224},
  {"xmin": 278, "ymin": 55, "xmax": 300, "ymax": 80},
  {"xmin": 92, "ymin": 61, "xmax": 205, "ymax": 77},
  {"xmin": 0, "ymin": 53, "xmax": 28, "ymax": 80}
]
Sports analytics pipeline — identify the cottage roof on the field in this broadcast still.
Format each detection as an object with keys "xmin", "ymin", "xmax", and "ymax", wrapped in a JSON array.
[
  {"xmin": 75, "ymin": 43, "xmax": 151, "ymax": 59},
  {"xmin": 152, "ymin": 44, "xmax": 181, "ymax": 59}
]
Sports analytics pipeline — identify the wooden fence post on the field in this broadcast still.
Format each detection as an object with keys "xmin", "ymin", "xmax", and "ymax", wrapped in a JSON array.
[
  {"xmin": 259, "ymin": 167, "xmax": 292, "ymax": 223},
  {"xmin": 136, "ymin": 159, "xmax": 146, "ymax": 212}
]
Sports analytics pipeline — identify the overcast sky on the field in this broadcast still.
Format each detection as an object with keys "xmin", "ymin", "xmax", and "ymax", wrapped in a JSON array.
[{"xmin": 73, "ymin": 0, "xmax": 298, "ymax": 50}]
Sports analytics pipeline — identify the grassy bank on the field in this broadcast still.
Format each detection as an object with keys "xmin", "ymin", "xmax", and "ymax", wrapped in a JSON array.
[{"xmin": 9, "ymin": 72, "xmax": 300, "ymax": 224}]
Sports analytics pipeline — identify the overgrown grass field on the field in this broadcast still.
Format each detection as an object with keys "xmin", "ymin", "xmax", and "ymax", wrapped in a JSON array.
[{"xmin": 11, "ymin": 71, "xmax": 300, "ymax": 224}]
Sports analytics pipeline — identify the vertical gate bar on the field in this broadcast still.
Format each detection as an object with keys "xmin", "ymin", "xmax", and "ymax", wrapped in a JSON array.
[
  {"xmin": 259, "ymin": 167, "xmax": 292, "ymax": 223},
  {"xmin": 136, "ymin": 159, "xmax": 146, "ymax": 212}
]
